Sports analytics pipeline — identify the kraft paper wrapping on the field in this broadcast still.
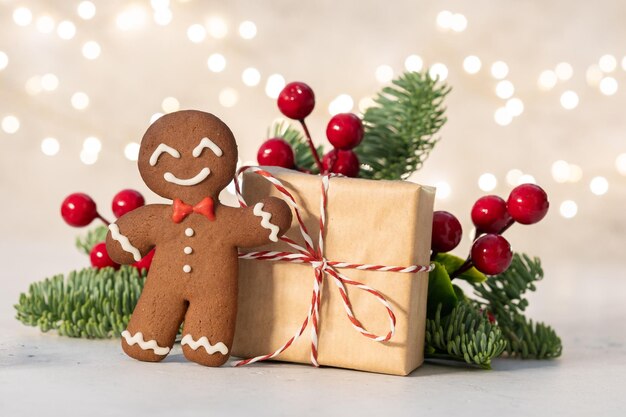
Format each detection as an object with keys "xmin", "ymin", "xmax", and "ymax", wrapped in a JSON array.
[{"xmin": 232, "ymin": 167, "xmax": 435, "ymax": 376}]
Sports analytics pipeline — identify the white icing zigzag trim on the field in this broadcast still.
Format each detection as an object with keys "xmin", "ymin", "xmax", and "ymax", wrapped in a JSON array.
[
  {"xmin": 253, "ymin": 202, "xmax": 280, "ymax": 242},
  {"xmin": 108, "ymin": 224, "xmax": 142, "ymax": 262},
  {"xmin": 121, "ymin": 330, "xmax": 170, "ymax": 355},
  {"xmin": 149, "ymin": 143, "xmax": 180, "ymax": 166},
  {"xmin": 181, "ymin": 334, "xmax": 229, "ymax": 355},
  {"xmin": 163, "ymin": 167, "xmax": 211, "ymax": 186},
  {"xmin": 192, "ymin": 137, "xmax": 223, "ymax": 157}
]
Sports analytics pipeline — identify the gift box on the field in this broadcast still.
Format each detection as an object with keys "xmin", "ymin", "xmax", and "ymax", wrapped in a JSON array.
[{"xmin": 232, "ymin": 167, "xmax": 435, "ymax": 375}]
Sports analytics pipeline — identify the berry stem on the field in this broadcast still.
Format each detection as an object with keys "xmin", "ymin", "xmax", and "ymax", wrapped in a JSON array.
[
  {"xmin": 298, "ymin": 119, "xmax": 324, "ymax": 173},
  {"xmin": 450, "ymin": 257, "xmax": 473, "ymax": 279},
  {"xmin": 97, "ymin": 213, "xmax": 111, "ymax": 226},
  {"xmin": 498, "ymin": 217, "xmax": 516, "ymax": 234}
]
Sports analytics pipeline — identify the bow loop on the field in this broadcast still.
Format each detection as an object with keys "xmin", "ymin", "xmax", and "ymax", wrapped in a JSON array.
[{"xmin": 172, "ymin": 197, "xmax": 215, "ymax": 223}]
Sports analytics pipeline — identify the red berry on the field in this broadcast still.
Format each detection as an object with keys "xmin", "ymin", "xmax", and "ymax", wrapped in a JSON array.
[
  {"xmin": 277, "ymin": 82, "xmax": 315, "ymax": 120},
  {"xmin": 61, "ymin": 193, "xmax": 98, "ymax": 227},
  {"xmin": 133, "ymin": 248, "xmax": 155, "ymax": 272},
  {"xmin": 326, "ymin": 113, "xmax": 364, "ymax": 150},
  {"xmin": 507, "ymin": 184, "xmax": 549, "ymax": 225},
  {"xmin": 471, "ymin": 234, "xmax": 512, "ymax": 275},
  {"xmin": 431, "ymin": 211, "xmax": 463, "ymax": 253},
  {"xmin": 471, "ymin": 195, "xmax": 512, "ymax": 234},
  {"xmin": 257, "ymin": 138, "xmax": 295, "ymax": 168},
  {"xmin": 322, "ymin": 149, "xmax": 360, "ymax": 177},
  {"xmin": 112, "ymin": 189, "xmax": 145, "ymax": 218},
  {"xmin": 90, "ymin": 242, "xmax": 120, "ymax": 270}
]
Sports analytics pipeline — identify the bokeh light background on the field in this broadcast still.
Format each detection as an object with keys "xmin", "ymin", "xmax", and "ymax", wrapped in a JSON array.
[{"xmin": 1, "ymin": 0, "xmax": 624, "ymax": 268}]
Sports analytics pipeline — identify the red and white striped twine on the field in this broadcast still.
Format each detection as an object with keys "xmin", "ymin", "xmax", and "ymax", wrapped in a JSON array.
[{"xmin": 234, "ymin": 166, "xmax": 433, "ymax": 367}]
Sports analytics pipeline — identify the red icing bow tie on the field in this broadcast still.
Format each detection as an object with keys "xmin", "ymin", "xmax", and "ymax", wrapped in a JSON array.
[{"xmin": 172, "ymin": 197, "xmax": 215, "ymax": 223}]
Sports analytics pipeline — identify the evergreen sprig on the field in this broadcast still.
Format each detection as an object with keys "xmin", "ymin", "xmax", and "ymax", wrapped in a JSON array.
[
  {"xmin": 75, "ymin": 225, "xmax": 108, "ymax": 254},
  {"xmin": 470, "ymin": 253, "xmax": 563, "ymax": 359},
  {"xmin": 269, "ymin": 120, "xmax": 324, "ymax": 173},
  {"xmin": 15, "ymin": 266, "xmax": 145, "ymax": 338},
  {"xmin": 356, "ymin": 71, "xmax": 450, "ymax": 180},
  {"xmin": 425, "ymin": 302, "xmax": 507, "ymax": 369}
]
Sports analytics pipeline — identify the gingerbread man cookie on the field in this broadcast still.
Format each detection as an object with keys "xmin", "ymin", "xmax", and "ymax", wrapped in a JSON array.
[{"xmin": 106, "ymin": 110, "xmax": 292, "ymax": 366}]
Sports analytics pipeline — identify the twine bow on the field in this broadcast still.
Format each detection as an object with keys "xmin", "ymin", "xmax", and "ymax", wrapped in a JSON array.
[{"xmin": 234, "ymin": 166, "xmax": 433, "ymax": 367}]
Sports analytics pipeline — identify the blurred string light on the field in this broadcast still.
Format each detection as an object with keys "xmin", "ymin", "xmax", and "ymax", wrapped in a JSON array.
[
  {"xmin": 463, "ymin": 55, "xmax": 481, "ymax": 74},
  {"xmin": 124, "ymin": 142, "xmax": 140, "ymax": 161},
  {"xmin": 242, "ymin": 67, "xmax": 261, "ymax": 86},
  {"xmin": 0, "ymin": 51, "xmax": 8, "ymax": 70},
  {"xmin": 616, "ymin": 153, "xmax": 626, "ymax": 175},
  {"xmin": 13, "ymin": 7, "xmax": 33, "ymax": 26},
  {"xmin": 506, "ymin": 97, "xmax": 524, "ymax": 116},
  {"xmin": 116, "ymin": 5, "xmax": 148, "ymax": 31},
  {"xmin": 80, "ymin": 136, "xmax": 101, "ymax": 165},
  {"xmin": 358, "ymin": 97, "xmax": 376, "ymax": 113},
  {"xmin": 494, "ymin": 107, "xmax": 512, "ymax": 126},
  {"xmin": 538, "ymin": 70, "xmax": 557, "ymax": 90},
  {"xmin": 218, "ymin": 88, "xmax": 239, "ymax": 107},
  {"xmin": 551, "ymin": 160, "xmax": 571, "ymax": 183},
  {"xmin": 518, "ymin": 174, "xmax": 536, "ymax": 184},
  {"xmin": 559, "ymin": 200, "xmax": 578, "ymax": 219},
  {"xmin": 82, "ymin": 41, "xmax": 101, "ymax": 59},
  {"xmin": 41, "ymin": 137, "xmax": 60, "ymax": 156},
  {"xmin": 206, "ymin": 16, "xmax": 228, "ymax": 38},
  {"xmin": 375, "ymin": 65, "xmax": 394, "ymax": 83},
  {"xmin": 2, "ymin": 115, "xmax": 20, "ymax": 134},
  {"xmin": 555, "ymin": 62, "xmax": 573, "ymax": 81},
  {"xmin": 599, "ymin": 77, "xmax": 618, "ymax": 95},
  {"xmin": 478, "ymin": 173, "xmax": 497, "ymax": 191},
  {"xmin": 598, "ymin": 54, "xmax": 617, "ymax": 72},
  {"xmin": 207, "ymin": 53, "xmax": 226, "ymax": 72},
  {"xmin": 429, "ymin": 63, "xmax": 448, "ymax": 81},
  {"xmin": 161, "ymin": 96, "xmax": 179, "ymax": 113},
  {"xmin": 434, "ymin": 181, "xmax": 451, "ymax": 199},
  {"xmin": 265, "ymin": 74, "xmax": 285, "ymax": 99},
  {"xmin": 328, "ymin": 94, "xmax": 354, "ymax": 115},
  {"xmin": 71, "ymin": 92, "xmax": 90, "ymax": 110},
  {"xmin": 238, "ymin": 21, "xmax": 257, "ymax": 39},
  {"xmin": 506, "ymin": 169, "xmax": 523, "ymax": 186},
  {"xmin": 187, "ymin": 24, "xmax": 207, "ymax": 43},
  {"xmin": 57, "ymin": 21, "xmax": 76, "ymax": 40},
  {"xmin": 405, "ymin": 55, "xmax": 423, "ymax": 72},
  {"xmin": 436, "ymin": 11, "xmax": 467, "ymax": 32},
  {"xmin": 490, "ymin": 61, "xmax": 509, "ymax": 79},
  {"xmin": 41, "ymin": 73, "xmax": 59, "ymax": 91},
  {"xmin": 153, "ymin": 8, "xmax": 172, "ymax": 26},
  {"xmin": 150, "ymin": 113, "xmax": 163, "ymax": 123},
  {"xmin": 25, "ymin": 76, "xmax": 42, "ymax": 95},
  {"xmin": 77, "ymin": 2, "xmax": 97, "ymax": 20},
  {"xmin": 560, "ymin": 90, "xmax": 579, "ymax": 109},
  {"xmin": 589, "ymin": 176, "xmax": 609, "ymax": 195},
  {"xmin": 495, "ymin": 80, "xmax": 515, "ymax": 99}
]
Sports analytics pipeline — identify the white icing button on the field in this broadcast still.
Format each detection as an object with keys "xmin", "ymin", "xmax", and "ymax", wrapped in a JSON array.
[
  {"xmin": 184, "ymin": 246, "xmax": 193, "ymax": 254},
  {"xmin": 185, "ymin": 228, "xmax": 194, "ymax": 237},
  {"xmin": 183, "ymin": 265, "xmax": 192, "ymax": 273}
]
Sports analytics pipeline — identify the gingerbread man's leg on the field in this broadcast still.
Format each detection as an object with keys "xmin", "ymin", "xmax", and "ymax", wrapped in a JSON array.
[
  {"xmin": 121, "ymin": 278, "xmax": 187, "ymax": 362},
  {"xmin": 181, "ymin": 294, "xmax": 236, "ymax": 367}
]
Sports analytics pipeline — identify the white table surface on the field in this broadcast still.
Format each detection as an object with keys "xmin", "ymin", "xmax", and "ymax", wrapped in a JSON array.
[{"xmin": 1, "ymin": 241, "xmax": 624, "ymax": 416}]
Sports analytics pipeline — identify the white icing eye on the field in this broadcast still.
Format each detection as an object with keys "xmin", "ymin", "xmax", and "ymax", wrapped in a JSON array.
[
  {"xmin": 192, "ymin": 137, "xmax": 223, "ymax": 158},
  {"xmin": 150, "ymin": 143, "xmax": 180, "ymax": 166}
]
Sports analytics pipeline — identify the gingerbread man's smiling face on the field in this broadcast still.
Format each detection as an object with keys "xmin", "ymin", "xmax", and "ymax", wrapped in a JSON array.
[{"xmin": 137, "ymin": 110, "xmax": 238, "ymax": 203}]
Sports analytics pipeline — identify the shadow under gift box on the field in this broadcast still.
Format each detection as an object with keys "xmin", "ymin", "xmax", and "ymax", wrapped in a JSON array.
[{"xmin": 232, "ymin": 167, "xmax": 435, "ymax": 376}]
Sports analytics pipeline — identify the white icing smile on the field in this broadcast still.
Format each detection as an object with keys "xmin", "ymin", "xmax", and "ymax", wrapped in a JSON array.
[{"xmin": 163, "ymin": 167, "xmax": 211, "ymax": 186}]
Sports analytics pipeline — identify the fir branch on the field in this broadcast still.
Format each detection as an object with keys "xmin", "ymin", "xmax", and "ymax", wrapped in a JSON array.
[
  {"xmin": 75, "ymin": 225, "xmax": 108, "ymax": 255},
  {"xmin": 356, "ymin": 70, "xmax": 450, "ymax": 180},
  {"xmin": 425, "ymin": 301, "xmax": 506, "ymax": 369},
  {"xmin": 14, "ymin": 266, "xmax": 145, "ymax": 338},
  {"xmin": 268, "ymin": 120, "xmax": 324, "ymax": 173},
  {"xmin": 470, "ymin": 253, "xmax": 563, "ymax": 359}
]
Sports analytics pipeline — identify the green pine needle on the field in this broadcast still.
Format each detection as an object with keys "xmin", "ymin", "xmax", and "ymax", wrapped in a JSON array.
[
  {"xmin": 356, "ymin": 70, "xmax": 451, "ymax": 180},
  {"xmin": 14, "ymin": 266, "xmax": 145, "ymax": 338},
  {"xmin": 470, "ymin": 253, "xmax": 563, "ymax": 359},
  {"xmin": 75, "ymin": 225, "xmax": 108, "ymax": 255},
  {"xmin": 425, "ymin": 302, "xmax": 507, "ymax": 369}
]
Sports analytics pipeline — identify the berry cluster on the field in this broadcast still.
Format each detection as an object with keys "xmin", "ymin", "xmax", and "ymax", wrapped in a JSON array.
[
  {"xmin": 60, "ymin": 190, "xmax": 154, "ymax": 271},
  {"xmin": 257, "ymin": 82, "xmax": 363, "ymax": 177},
  {"xmin": 431, "ymin": 183, "xmax": 549, "ymax": 276}
]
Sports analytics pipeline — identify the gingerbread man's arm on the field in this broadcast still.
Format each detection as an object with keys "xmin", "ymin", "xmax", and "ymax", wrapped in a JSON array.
[
  {"xmin": 106, "ymin": 204, "xmax": 166, "ymax": 265},
  {"xmin": 224, "ymin": 197, "xmax": 292, "ymax": 248}
]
